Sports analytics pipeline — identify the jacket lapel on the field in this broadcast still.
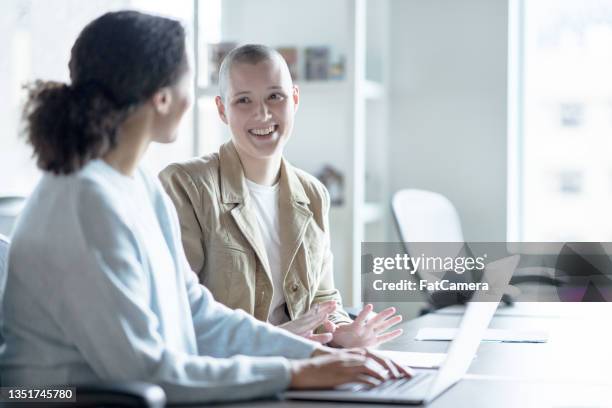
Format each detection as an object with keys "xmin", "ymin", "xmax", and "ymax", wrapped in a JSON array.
[
  {"xmin": 279, "ymin": 160, "xmax": 313, "ymax": 285},
  {"xmin": 219, "ymin": 142, "xmax": 272, "ymax": 280},
  {"xmin": 230, "ymin": 203, "xmax": 272, "ymax": 275}
]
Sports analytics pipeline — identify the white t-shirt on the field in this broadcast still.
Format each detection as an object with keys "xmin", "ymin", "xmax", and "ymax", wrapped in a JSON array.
[{"xmin": 245, "ymin": 178, "xmax": 289, "ymax": 325}]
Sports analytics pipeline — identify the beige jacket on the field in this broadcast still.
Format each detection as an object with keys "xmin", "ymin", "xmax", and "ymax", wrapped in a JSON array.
[{"xmin": 159, "ymin": 142, "xmax": 350, "ymax": 324}]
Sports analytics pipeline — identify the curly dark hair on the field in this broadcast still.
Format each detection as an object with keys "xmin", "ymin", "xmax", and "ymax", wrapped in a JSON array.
[{"xmin": 23, "ymin": 10, "xmax": 187, "ymax": 174}]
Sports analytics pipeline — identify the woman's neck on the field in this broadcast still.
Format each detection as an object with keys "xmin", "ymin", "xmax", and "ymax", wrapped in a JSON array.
[
  {"xmin": 236, "ymin": 149, "xmax": 282, "ymax": 186},
  {"xmin": 103, "ymin": 113, "xmax": 151, "ymax": 177}
]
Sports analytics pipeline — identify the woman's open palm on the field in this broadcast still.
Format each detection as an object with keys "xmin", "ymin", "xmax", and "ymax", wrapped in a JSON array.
[{"xmin": 330, "ymin": 304, "xmax": 403, "ymax": 348}]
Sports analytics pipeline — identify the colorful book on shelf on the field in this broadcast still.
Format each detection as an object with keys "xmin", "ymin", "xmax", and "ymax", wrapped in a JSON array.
[
  {"xmin": 305, "ymin": 46, "xmax": 330, "ymax": 80},
  {"xmin": 276, "ymin": 47, "xmax": 299, "ymax": 80},
  {"xmin": 208, "ymin": 42, "xmax": 237, "ymax": 84}
]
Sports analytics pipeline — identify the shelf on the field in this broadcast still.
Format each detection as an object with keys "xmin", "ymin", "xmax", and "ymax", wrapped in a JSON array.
[
  {"xmin": 363, "ymin": 202, "xmax": 384, "ymax": 224},
  {"xmin": 363, "ymin": 80, "xmax": 386, "ymax": 100},
  {"xmin": 197, "ymin": 80, "xmax": 382, "ymax": 99},
  {"xmin": 297, "ymin": 80, "xmax": 349, "ymax": 94},
  {"xmin": 329, "ymin": 202, "xmax": 384, "ymax": 224},
  {"xmin": 196, "ymin": 80, "xmax": 349, "ymax": 99}
]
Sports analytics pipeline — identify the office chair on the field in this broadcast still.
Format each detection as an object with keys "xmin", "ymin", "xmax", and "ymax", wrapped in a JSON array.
[
  {"xmin": 391, "ymin": 189, "xmax": 464, "ymax": 243},
  {"xmin": 391, "ymin": 189, "xmax": 530, "ymax": 310},
  {"xmin": 0, "ymin": 196, "xmax": 26, "ymax": 237},
  {"xmin": 73, "ymin": 382, "xmax": 166, "ymax": 407},
  {"xmin": 391, "ymin": 189, "xmax": 473, "ymax": 311},
  {"xmin": 391, "ymin": 189, "xmax": 562, "ymax": 309},
  {"xmin": 0, "ymin": 235, "xmax": 166, "ymax": 407},
  {"xmin": 0, "ymin": 383, "xmax": 166, "ymax": 408},
  {"xmin": 0, "ymin": 233, "xmax": 8, "ymax": 350}
]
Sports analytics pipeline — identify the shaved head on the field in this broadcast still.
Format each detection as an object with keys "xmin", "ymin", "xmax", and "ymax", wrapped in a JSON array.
[{"xmin": 218, "ymin": 44, "xmax": 292, "ymax": 102}]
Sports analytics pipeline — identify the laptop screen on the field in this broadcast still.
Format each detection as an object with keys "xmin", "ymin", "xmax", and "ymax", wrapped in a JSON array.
[{"xmin": 423, "ymin": 255, "xmax": 518, "ymax": 402}]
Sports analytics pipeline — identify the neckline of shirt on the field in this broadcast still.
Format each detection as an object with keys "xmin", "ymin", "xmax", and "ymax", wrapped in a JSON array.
[
  {"xmin": 92, "ymin": 159, "xmax": 138, "ymax": 181},
  {"xmin": 245, "ymin": 178, "xmax": 280, "ymax": 194},
  {"xmin": 85, "ymin": 159, "xmax": 146, "ymax": 193}
]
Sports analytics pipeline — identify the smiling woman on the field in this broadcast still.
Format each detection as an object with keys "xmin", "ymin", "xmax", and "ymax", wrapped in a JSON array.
[{"xmin": 159, "ymin": 44, "xmax": 405, "ymax": 349}]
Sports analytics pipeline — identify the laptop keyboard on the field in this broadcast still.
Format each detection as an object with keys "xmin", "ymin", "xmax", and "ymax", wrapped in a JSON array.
[{"xmin": 336, "ymin": 371, "xmax": 431, "ymax": 394}]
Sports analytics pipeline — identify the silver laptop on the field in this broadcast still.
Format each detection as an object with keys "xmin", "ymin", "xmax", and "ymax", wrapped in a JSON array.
[
  {"xmin": 285, "ymin": 255, "xmax": 518, "ymax": 405},
  {"xmin": 285, "ymin": 299, "xmax": 500, "ymax": 405}
]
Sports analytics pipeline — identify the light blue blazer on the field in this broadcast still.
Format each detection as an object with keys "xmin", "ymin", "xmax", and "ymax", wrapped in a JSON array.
[{"xmin": 0, "ymin": 160, "xmax": 315, "ymax": 404}]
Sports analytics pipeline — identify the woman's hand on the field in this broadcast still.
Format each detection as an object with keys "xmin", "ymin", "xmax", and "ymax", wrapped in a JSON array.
[
  {"xmin": 289, "ymin": 347, "xmax": 414, "ymax": 390},
  {"xmin": 361, "ymin": 348, "xmax": 415, "ymax": 378},
  {"xmin": 330, "ymin": 304, "xmax": 404, "ymax": 348},
  {"xmin": 289, "ymin": 350, "xmax": 384, "ymax": 389},
  {"xmin": 279, "ymin": 300, "xmax": 337, "ymax": 344}
]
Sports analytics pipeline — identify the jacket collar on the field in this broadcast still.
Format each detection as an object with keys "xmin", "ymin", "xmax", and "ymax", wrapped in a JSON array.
[{"xmin": 219, "ymin": 141, "xmax": 310, "ymax": 205}]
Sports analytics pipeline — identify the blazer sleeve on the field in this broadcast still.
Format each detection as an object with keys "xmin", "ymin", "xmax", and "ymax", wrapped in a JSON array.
[
  {"xmin": 158, "ymin": 164, "xmax": 207, "ymax": 279},
  {"xmin": 311, "ymin": 185, "xmax": 352, "ymax": 325}
]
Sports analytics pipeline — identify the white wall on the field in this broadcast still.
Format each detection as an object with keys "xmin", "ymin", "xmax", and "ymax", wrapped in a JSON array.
[{"xmin": 387, "ymin": 0, "xmax": 509, "ymax": 242}]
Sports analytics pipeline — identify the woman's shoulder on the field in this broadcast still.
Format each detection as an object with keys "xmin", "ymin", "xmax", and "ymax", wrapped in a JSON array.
[
  {"xmin": 158, "ymin": 152, "xmax": 222, "ymax": 203},
  {"xmin": 15, "ymin": 168, "xmax": 132, "ymax": 247},
  {"xmin": 159, "ymin": 152, "xmax": 220, "ymax": 187}
]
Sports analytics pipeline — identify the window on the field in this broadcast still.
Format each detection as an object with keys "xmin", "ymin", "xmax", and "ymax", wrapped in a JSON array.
[
  {"xmin": 511, "ymin": 0, "xmax": 612, "ymax": 241},
  {"xmin": 0, "ymin": 1, "xmax": 195, "ymax": 196},
  {"xmin": 558, "ymin": 170, "xmax": 583, "ymax": 194},
  {"xmin": 560, "ymin": 103, "xmax": 584, "ymax": 127}
]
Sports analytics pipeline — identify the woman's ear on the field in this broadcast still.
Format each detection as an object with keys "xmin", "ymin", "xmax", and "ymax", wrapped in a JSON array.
[
  {"xmin": 215, "ymin": 95, "xmax": 229, "ymax": 124},
  {"xmin": 292, "ymin": 84, "xmax": 300, "ymax": 113},
  {"xmin": 152, "ymin": 87, "xmax": 173, "ymax": 115}
]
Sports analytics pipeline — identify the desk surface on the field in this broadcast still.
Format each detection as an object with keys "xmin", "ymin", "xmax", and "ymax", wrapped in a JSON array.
[
  {"xmin": 200, "ymin": 303, "xmax": 612, "ymax": 407},
  {"xmin": 203, "ymin": 381, "xmax": 612, "ymax": 408}
]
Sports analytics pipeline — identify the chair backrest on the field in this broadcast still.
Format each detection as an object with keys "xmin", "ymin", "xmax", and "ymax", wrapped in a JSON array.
[
  {"xmin": 391, "ymin": 190, "xmax": 471, "ymax": 309},
  {"xmin": 391, "ymin": 189, "xmax": 464, "ymax": 243},
  {"xmin": 0, "ymin": 196, "xmax": 26, "ymax": 237},
  {"xmin": 0, "ymin": 234, "xmax": 8, "ymax": 349},
  {"xmin": 391, "ymin": 189, "xmax": 466, "ymax": 277},
  {"xmin": 0, "ymin": 234, "xmax": 7, "ymax": 271}
]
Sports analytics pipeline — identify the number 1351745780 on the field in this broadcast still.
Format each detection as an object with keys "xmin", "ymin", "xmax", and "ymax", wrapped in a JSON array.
[{"xmin": 1, "ymin": 387, "xmax": 76, "ymax": 402}]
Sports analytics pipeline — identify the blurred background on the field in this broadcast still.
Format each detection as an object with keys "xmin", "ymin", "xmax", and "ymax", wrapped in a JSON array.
[{"xmin": 1, "ymin": 0, "xmax": 611, "ymax": 315}]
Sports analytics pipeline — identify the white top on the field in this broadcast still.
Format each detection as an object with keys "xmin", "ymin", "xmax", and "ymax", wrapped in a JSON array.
[
  {"xmin": 245, "ymin": 179, "xmax": 289, "ymax": 325},
  {"xmin": 0, "ymin": 159, "xmax": 315, "ymax": 403}
]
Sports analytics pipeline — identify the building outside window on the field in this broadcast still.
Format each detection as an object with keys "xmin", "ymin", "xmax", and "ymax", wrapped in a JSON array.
[{"xmin": 515, "ymin": 0, "xmax": 612, "ymax": 241}]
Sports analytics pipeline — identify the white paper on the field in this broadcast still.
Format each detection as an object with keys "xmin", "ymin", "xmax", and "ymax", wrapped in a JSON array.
[
  {"xmin": 375, "ymin": 350, "xmax": 447, "ymax": 368},
  {"xmin": 415, "ymin": 327, "xmax": 548, "ymax": 343}
]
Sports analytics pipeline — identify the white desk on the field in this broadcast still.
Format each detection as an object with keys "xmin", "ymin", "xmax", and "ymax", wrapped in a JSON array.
[{"xmin": 183, "ymin": 303, "xmax": 612, "ymax": 407}]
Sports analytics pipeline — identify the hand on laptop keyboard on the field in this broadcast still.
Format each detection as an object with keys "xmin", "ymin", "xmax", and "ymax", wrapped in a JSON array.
[
  {"xmin": 289, "ymin": 347, "xmax": 414, "ymax": 390},
  {"xmin": 362, "ymin": 348, "xmax": 416, "ymax": 379},
  {"xmin": 335, "ymin": 372, "xmax": 428, "ymax": 394}
]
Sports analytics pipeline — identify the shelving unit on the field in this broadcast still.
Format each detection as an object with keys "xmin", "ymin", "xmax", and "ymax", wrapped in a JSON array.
[
  {"xmin": 191, "ymin": 0, "xmax": 390, "ymax": 307},
  {"xmin": 363, "ymin": 80, "xmax": 387, "ymax": 100}
]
